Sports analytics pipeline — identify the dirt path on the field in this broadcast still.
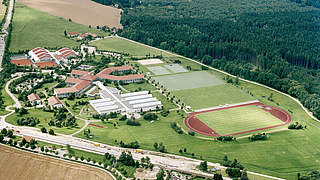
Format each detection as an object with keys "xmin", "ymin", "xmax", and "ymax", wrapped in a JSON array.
[
  {"xmin": 20, "ymin": 0, "xmax": 122, "ymax": 28},
  {"xmin": 0, "ymin": 144, "xmax": 114, "ymax": 180}
]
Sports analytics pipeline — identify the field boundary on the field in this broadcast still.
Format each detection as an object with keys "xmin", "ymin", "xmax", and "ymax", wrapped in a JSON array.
[{"xmin": 185, "ymin": 101, "xmax": 292, "ymax": 137}]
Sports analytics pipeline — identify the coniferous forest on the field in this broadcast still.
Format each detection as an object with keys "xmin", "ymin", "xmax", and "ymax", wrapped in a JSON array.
[{"xmin": 94, "ymin": 0, "xmax": 320, "ymax": 119}]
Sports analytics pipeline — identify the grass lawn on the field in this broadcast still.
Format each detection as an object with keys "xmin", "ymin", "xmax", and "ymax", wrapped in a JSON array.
[
  {"xmin": 61, "ymin": 97, "xmax": 96, "ymax": 116},
  {"xmin": 153, "ymin": 71, "xmax": 225, "ymax": 91},
  {"xmin": 10, "ymin": 3, "xmax": 108, "ymax": 52},
  {"xmin": 0, "ymin": 84, "xmax": 14, "ymax": 116},
  {"xmin": 35, "ymin": 81, "xmax": 59, "ymax": 94},
  {"xmin": 151, "ymin": 91, "xmax": 177, "ymax": 110},
  {"xmin": 90, "ymin": 37, "xmax": 172, "ymax": 57},
  {"xmin": 195, "ymin": 105, "xmax": 284, "ymax": 135},
  {"xmin": 5, "ymin": 109, "xmax": 85, "ymax": 135},
  {"xmin": 121, "ymin": 81, "xmax": 157, "ymax": 92},
  {"xmin": 173, "ymin": 84, "xmax": 256, "ymax": 110}
]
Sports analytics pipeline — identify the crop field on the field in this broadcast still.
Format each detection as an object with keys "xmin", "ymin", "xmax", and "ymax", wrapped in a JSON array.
[
  {"xmin": 153, "ymin": 71, "xmax": 224, "ymax": 91},
  {"xmin": 194, "ymin": 104, "xmax": 286, "ymax": 136},
  {"xmin": 0, "ymin": 145, "xmax": 113, "ymax": 180},
  {"xmin": 0, "ymin": 1, "xmax": 6, "ymax": 22},
  {"xmin": 90, "ymin": 37, "xmax": 172, "ymax": 57},
  {"xmin": 5, "ymin": 109, "xmax": 85, "ymax": 135},
  {"xmin": 20, "ymin": 0, "xmax": 122, "ymax": 28},
  {"xmin": 146, "ymin": 66, "xmax": 171, "ymax": 75},
  {"xmin": 10, "ymin": 3, "xmax": 108, "ymax": 52},
  {"xmin": 173, "ymin": 84, "xmax": 256, "ymax": 110}
]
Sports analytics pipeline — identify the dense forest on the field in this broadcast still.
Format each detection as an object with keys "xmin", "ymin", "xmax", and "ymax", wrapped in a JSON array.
[{"xmin": 97, "ymin": 0, "xmax": 320, "ymax": 118}]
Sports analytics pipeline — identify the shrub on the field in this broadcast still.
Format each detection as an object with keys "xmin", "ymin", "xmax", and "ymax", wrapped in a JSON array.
[
  {"xmin": 249, "ymin": 133, "xmax": 268, "ymax": 141},
  {"xmin": 288, "ymin": 122, "xmax": 304, "ymax": 130},
  {"xmin": 143, "ymin": 113, "xmax": 158, "ymax": 121},
  {"xmin": 126, "ymin": 119, "xmax": 141, "ymax": 126},
  {"xmin": 226, "ymin": 168, "xmax": 241, "ymax": 178},
  {"xmin": 170, "ymin": 122, "xmax": 183, "ymax": 134},
  {"xmin": 217, "ymin": 136, "xmax": 235, "ymax": 141},
  {"xmin": 188, "ymin": 131, "xmax": 195, "ymax": 136}
]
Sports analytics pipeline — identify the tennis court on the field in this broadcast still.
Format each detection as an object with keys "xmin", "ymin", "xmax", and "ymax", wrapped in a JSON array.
[{"xmin": 147, "ymin": 66, "xmax": 171, "ymax": 75}]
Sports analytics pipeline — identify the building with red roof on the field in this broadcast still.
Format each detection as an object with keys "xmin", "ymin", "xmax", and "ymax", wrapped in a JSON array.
[
  {"xmin": 56, "ymin": 48, "xmax": 77, "ymax": 59},
  {"xmin": 78, "ymin": 33, "xmax": 97, "ymax": 40},
  {"xmin": 54, "ymin": 80, "xmax": 92, "ymax": 98},
  {"xmin": 48, "ymin": 96, "xmax": 63, "ymax": 109},
  {"xmin": 27, "ymin": 93, "xmax": 41, "ymax": 105},
  {"xmin": 96, "ymin": 66, "xmax": 144, "ymax": 83},
  {"xmin": 68, "ymin": 32, "xmax": 78, "ymax": 37},
  {"xmin": 10, "ymin": 59, "xmax": 32, "ymax": 66},
  {"xmin": 29, "ymin": 47, "xmax": 54, "ymax": 62},
  {"xmin": 71, "ymin": 69, "xmax": 93, "ymax": 78},
  {"xmin": 35, "ymin": 61, "xmax": 57, "ymax": 69}
]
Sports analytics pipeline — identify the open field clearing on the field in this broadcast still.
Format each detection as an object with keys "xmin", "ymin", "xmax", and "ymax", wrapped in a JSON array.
[
  {"xmin": 6, "ymin": 109, "xmax": 85, "ymax": 135},
  {"xmin": 10, "ymin": 2, "xmax": 108, "ymax": 52},
  {"xmin": 195, "ymin": 104, "xmax": 284, "ymax": 135},
  {"xmin": 153, "ymin": 71, "xmax": 224, "ymax": 91},
  {"xmin": 91, "ymin": 37, "xmax": 172, "ymax": 57},
  {"xmin": 20, "ymin": 0, "xmax": 122, "ymax": 28},
  {"xmin": 0, "ymin": 145, "xmax": 113, "ymax": 180},
  {"xmin": 173, "ymin": 84, "xmax": 256, "ymax": 109}
]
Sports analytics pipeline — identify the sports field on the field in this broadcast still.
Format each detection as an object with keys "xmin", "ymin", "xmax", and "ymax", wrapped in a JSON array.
[
  {"xmin": 10, "ymin": 3, "xmax": 107, "ymax": 52},
  {"xmin": 153, "ymin": 71, "xmax": 224, "ymax": 91},
  {"xmin": 173, "ymin": 84, "xmax": 256, "ymax": 109},
  {"xmin": 90, "ymin": 37, "xmax": 171, "ymax": 57},
  {"xmin": 147, "ymin": 66, "xmax": 171, "ymax": 75},
  {"xmin": 164, "ymin": 64, "xmax": 188, "ymax": 73},
  {"xmin": 195, "ymin": 105, "xmax": 284, "ymax": 135}
]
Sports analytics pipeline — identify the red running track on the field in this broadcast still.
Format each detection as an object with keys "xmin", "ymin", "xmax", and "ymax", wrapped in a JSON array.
[{"xmin": 184, "ymin": 102, "xmax": 292, "ymax": 137}]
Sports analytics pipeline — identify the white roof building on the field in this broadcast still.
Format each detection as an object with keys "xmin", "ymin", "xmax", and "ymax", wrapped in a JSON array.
[{"xmin": 28, "ymin": 47, "xmax": 54, "ymax": 62}]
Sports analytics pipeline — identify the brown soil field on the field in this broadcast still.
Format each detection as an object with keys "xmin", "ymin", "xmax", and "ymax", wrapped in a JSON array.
[
  {"xmin": 19, "ymin": 0, "xmax": 122, "ymax": 29},
  {"xmin": 0, "ymin": 144, "xmax": 114, "ymax": 180}
]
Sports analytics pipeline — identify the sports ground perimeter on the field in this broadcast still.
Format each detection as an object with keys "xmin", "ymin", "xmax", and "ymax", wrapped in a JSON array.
[{"xmin": 185, "ymin": 101, "xmax": 292, "ymax": 137}]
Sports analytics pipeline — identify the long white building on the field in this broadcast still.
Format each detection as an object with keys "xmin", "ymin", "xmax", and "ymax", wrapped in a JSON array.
[
  {"xmin": 29, "ymin": 47, "xmax": 54, "ymax": 62},
  {"xmin": 89, "ymin": 82, "xmax": 162, "ymax": 115}
]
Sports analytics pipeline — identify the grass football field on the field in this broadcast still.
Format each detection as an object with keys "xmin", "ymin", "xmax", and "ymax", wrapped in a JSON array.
[
  {"xmin": 173, "ymin": 84, "xmax": 256, "ymax": 110},
  {"xmin": 195, "ymin": 105, "xmax": 284, "ymax": 135},
  {"xmin": 153, "ymin": 71, "xmax": 225, "ymax": 91},
  {"xmin": 10, "ymin": 3, "xmax": 108, "ymax": 52}
]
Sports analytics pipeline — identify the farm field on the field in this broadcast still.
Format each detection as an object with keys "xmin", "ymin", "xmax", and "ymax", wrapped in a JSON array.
[
  {"xmin": 20, "ymin": 0, "xmax": 122, "ymax": 28},
  {"xmin": 91, "ymin": 37, "xmax": 172, "ymax": 57},
  {"xmin": 153, "ymin": 71, "xmax": 224, "ymax": 91},
  {"xmin": 5, "ymin": 109, "xmax": 85, "ymax": 135},
  {"xmin": 10, "ymin": 3, "xmax": 108, "ymax": 52},
  {"xmin": 0, "ymin": 1, "xmax": 6, "ymax": 23},
  {"xmin": 173, "ymin": 84, "xmax": 256, "ymax": 110},
  {"xmin": 195, "ymin": 105, "xmax": 284, "ymax": 135},
  {"xmin": 0, "ymin": 144, "xmax": 113, "ymax": 180}
]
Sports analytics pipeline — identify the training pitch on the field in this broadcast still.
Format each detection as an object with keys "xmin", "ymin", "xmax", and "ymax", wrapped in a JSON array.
[
  {"xmin": 147, "ymin": 66, "xmax": 171, "ymax": 75},
  {"xmin": 153, "ymin": 71, "xmax": 224, "ymax": 91},
  {"xmin": 185, "ymin": 101, "xmax": 291, "ymax": 136}
]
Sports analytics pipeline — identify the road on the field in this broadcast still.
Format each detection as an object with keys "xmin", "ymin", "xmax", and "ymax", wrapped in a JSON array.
[{"xmin": 0, "ymin": 0, "xmax": 14, "ymax": 71}]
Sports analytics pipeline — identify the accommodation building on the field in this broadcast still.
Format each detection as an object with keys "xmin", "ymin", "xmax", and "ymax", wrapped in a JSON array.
[
  {"xmin": 78, "ymin": 33, "xmax": 97, "ymax": 40},
  {"xmin": 54, "ymin": 79, "xmax": 92, "ymax": 98},
  {"xmin": 96, "ymin": 66, "xmax": 144, "ymax": 83},
  {"xmin": 71, "ymin": 69, "xmax": 93, "ymax": 78},
  {"xmin": 48, "ymin": 96, "xmax": 63, "ymax": 109},
  {"xmin": 27, "ymin": 93, "xmax": 41, "ymax": 105}
]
